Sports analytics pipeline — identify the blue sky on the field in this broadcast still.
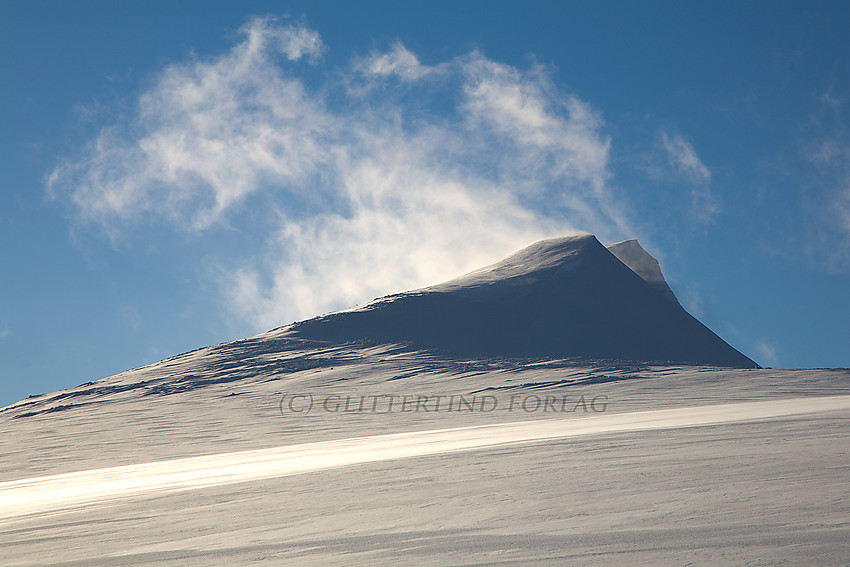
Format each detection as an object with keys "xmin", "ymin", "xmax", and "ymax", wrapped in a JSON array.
[{"xmin": 2, "ymin": 1, "xmax": 850, "ymax": 407}]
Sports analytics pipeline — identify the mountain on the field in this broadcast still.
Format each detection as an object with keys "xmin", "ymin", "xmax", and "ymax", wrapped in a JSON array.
[
  {"xmin": 8, "ymin": 236, "xmax": 850, "ymax": 567},
  {"xmin": 281, "ymin": 234, "xmax": 758, "ymax": 368},
  {"xmin": 606, "ymin": 238, "xmax": 679, "ymax": 303}
]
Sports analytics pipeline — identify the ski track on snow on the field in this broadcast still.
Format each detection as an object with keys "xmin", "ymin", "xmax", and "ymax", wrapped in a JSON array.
[{"xmin": 2, "ymin": 395, "xmax": 849, "ymax": 519}]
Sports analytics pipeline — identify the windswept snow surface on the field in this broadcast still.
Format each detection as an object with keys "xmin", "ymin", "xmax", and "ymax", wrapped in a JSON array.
[
  {"xmin": 1, "ymin": 337, "xmax": 849, "ymax": 565},
  {"xmin": 2, "ymin": 396, "xmax": 850, "ymax": 519}
]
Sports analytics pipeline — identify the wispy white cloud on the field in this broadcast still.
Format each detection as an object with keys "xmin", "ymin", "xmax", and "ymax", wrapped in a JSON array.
[
  {"xmin": 660, "ymin": 131, "xmax": 719, "ymax": 225},
  {"xmin": 755, "ymin": 339, "xmax": 780, "ymax": 368},
  {"xmin": 830, "ymin": 184, "xmax": 850, "ymax": 267},
  {"xmin": 49, "ymin": 17, "xmax": 631, "ymax": 331},
  {"xmin": 838, "ymin": 186, "xmax": 850, "ymax": 229},
  {"xmin": 356, "ymin": 43, "xmax": 435, "ymax": 81},
  {"xmin": 678, "ymin": 285, "xmax": 705, "ymax": 319},
  {"xmin": 661, "ymin": 132, "xmax": 711, "ymax": 184},
  {"xmin": 48, "ymin": 16, "xmax": 330, "ymax": 232},
  {"xmin": 801, "ymin": 92, "xmax": 850, "ymax": 271},
  {"xmin": 809, "ymin": 139, "xmax": 842, "ymax": 165}
]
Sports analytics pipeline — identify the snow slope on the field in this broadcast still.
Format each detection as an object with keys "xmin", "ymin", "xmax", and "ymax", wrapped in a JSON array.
[
  {"xmin": 1, "ymin": 345, "xmax": 848, "ymax": 565},
  {"xmin": 4, "ymin": 395, "xmax": 849, "ymax": 519}
]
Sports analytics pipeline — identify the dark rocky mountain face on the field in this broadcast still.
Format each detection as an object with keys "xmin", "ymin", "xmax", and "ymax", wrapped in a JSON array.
[{"xmin": 282, "ymin": 234, "xmax": 758, "ymax": 368}]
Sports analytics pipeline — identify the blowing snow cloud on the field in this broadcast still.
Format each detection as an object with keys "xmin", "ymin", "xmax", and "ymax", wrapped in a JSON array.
[{"xmin": 48, "ymin": 16, "xmax": 632, "ymax": 330}]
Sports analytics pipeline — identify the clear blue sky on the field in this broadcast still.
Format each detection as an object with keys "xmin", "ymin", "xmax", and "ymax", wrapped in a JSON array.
[{"xmin": 3, "ymin": 1, "xmax": 850, "ymax": 407}]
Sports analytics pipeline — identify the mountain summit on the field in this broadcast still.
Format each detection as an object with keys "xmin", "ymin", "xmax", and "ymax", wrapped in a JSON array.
[
  {"xmin": 606, "ymin": 239, "xmax": 679, "ymax": 304},
  {"xmin": 282, "ymin": 234, "xmax": 758, "ymax": 368}
]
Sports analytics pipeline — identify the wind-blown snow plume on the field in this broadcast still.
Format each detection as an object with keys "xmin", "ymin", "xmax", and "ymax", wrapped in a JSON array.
[
  {"xmin": 48, "ymin": 16, "xmax": 631, "ymax": 330},
  {"xmin": 660, "ymin": 132, "xmax": 719, "ymax": 225}
]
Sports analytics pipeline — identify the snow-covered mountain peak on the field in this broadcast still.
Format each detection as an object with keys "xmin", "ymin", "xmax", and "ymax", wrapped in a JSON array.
[
  {"xmin": 606, "ymin": 239, "xmax": 679, "ymax": 303},
  {"xmin": 283, "ymin": 235, "xmax": 757, "ymax": 368},
  {"xmin": 428, "ymin": 234, "xmax": 602, "ymax": 292}
]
